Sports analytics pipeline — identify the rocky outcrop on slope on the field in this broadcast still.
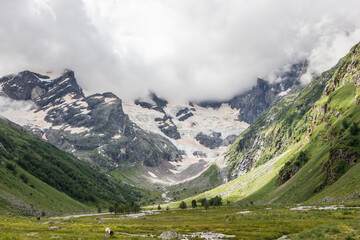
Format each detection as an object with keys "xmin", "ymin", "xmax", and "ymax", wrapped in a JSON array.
[
  {"xmin": 195, "ymin": 132, "xmax": 237, "ymax": 149},
  {"xmin": 135, "ymin": 92, "xmax": 168, "ymax": 113}
]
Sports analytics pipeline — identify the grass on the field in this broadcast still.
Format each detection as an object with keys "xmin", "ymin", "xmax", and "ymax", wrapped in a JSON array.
[
  {"xmin": 0, "ymin": 205, "xmax": 359, "ymax": 239},
  {"xmin": 166, "ymin": 164, "xmax": 223, "ymax": 201},
  {"xmin": 0, "ymin": 118, "xmax": 143, "ymax": 215}
]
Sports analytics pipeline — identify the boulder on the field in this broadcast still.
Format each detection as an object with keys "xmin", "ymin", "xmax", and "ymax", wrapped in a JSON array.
[{"xmin": 159, "ymin": 230, "xmax": 182, "ymax": 240}]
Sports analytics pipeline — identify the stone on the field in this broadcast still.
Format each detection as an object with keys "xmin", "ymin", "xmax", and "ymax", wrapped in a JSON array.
[
  {"xmin": 49, "ymin": 226, "xmax": 61, "ymax": 230},
  {"xmin": 159, "ymin": 230, "xmax": 183, "ymax": 240}
]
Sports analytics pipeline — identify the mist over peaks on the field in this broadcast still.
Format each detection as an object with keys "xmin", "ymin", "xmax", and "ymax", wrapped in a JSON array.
[{"xmin": 0, "ymin": 0, "xmax": 360, "ymax": 101}]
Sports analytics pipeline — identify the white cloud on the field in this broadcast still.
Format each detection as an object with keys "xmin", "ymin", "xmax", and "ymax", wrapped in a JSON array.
[
  {"xmin": 301, "ymin": 29, "xmax": 360, "ymax": 83},
  {"xmin": 0, "ymin": 0, "xmax": 359, "ymax": 101}
]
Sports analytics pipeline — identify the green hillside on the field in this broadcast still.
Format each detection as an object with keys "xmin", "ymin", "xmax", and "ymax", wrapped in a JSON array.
[
  {"xmin": 0, "ymin": 119, "xmax": 142, "ymax": 215},
  {"xmin": 178, "ymin": 41, "xmax": 360, "ymax": 206}
]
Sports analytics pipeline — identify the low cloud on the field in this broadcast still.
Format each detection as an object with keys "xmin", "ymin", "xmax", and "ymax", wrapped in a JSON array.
[{"xmin": 0, "ymin": 0, "xmax": 360, "ymax": 101}]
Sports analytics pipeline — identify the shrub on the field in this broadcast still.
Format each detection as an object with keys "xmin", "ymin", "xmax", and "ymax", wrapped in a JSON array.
[
  {"xmin": 191, "ymin": 199, "xmax": 197, "ymax": 208},
  {"xmin": 20, "ymin": 173, "xmax": 29, "ymax": 184},
  {"xmin": 350, "ymin": 122, "xmax": 359, "ymax": 135},
  {"xmin": 5, "ymin": 162, "xmax": 17, "ymax": 175},
  {"xmin": 179, "ymin": 201, "xmax": 187, "ymax": 209}
]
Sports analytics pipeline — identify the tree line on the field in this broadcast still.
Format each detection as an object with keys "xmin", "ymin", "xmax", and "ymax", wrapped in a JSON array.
[
  {"xmin": 179, "ymin": 195, "xmax": 223, "ymax": 210},
  {"xmin": 108, "ymin": 202, "xmax": 141, "ymax": 216}
]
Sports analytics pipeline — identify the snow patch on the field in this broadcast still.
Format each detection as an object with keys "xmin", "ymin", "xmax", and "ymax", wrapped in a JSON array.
[
  {"xmin": 64, "ymin": 126, "xmax": 90, "ymax": 134},
  {"xmin": 0, "ymin": 96, "xmax": 52, "ymax": 129},
  {"xmin": 104, "ymin": 97, "xmax": 117, "ymax": 104},
  {"xmin": 148, "ymin": 171, "xmax": 157, "ymax": 178},
  {"xmin": 112, "ymin": 134, "xmax": 121, "ymax": 139},
  {"xmin": 278, "ymin": 88, "xmax": 292, "ymax": 97}
]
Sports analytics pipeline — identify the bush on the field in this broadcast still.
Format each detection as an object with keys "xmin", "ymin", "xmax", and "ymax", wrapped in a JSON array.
[
  {"xmin": 5, "ymin": 162, "xmax": 17, "ymax": 175},
  {"xmin": 209, "ymin": 196, "xmax": 222, "ymax": 207},
  {"xmin": 191, "ymin": 199, "xmax": 197, "ymax": 208},
  {"xmin": 179, "ymin": 201, "xmax": 187, "ymax": 209},
  {"xmin": 20, "ymin": 173, "xmax": 29, "ymax": 184},
  {"xmin": 350, "ymin": 122, "xmax": 359, "ymax": 135}
]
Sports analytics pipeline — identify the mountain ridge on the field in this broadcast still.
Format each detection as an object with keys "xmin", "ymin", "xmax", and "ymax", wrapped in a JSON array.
[{"xmin": 174, "ymin": 41, "xmax": 360, "ymax": 206}]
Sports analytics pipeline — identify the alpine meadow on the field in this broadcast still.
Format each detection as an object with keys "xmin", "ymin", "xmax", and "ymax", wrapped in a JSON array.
[{"xmin": 1, "ymin": 1, "xmax": 360, "ymax": 239}]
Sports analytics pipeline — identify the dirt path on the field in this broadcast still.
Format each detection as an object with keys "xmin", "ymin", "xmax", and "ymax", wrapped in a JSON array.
[{"xmin": 51, "ymin": 212, "xmax": 110, "ymax": 220}]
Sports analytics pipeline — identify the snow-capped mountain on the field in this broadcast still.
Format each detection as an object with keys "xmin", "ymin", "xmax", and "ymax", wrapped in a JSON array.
[
  {"xmin": 123, "ymin": 94, "xmax": 249, "ymax": 183},
  {"xmin": 121, "ymin": 62, "xmax": 306, "ymax": 183},
  {"xmin": 0, "ymin": 62, "xmax": 304, "ymax": 186},
  {"xmin": 0, "ymin": 70, "xmax": 182, "ymax": 181}
]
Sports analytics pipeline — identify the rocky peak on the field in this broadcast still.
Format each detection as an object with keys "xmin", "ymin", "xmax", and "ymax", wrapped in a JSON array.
[
  {"xmin": 0, "ymin": 70, "xmax": 44, "ymax": 100},
  {"xmin": 0, "ymin": 70, "xmax": 85, "ymax": 107}
]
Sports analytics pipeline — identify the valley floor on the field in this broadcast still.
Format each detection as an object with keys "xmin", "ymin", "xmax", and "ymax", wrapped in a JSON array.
[{"xmin": 1, "ymin": 204, "xmax": 359, "ymax": 239}]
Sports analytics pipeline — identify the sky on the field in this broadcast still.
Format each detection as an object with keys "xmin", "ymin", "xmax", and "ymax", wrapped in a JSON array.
[{"xmin": 0, "ymin": 0, "xmax": 360, "ymax": 101}]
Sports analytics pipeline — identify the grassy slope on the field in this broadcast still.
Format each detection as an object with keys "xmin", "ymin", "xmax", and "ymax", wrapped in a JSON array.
[
  {"xmin": 0, "ymin": 161, "xmax": 90, "ymax": 216},
  {"xmin": 0, "ymin": 119, "xmax": 142, "ymax": 215},
  {"xmin": 177, "ymin": 42, "xmax": 360, "ymax": 206},
  {"xmin": 166, "ymin": 164, "xmax": 223, "ymax": 202}
]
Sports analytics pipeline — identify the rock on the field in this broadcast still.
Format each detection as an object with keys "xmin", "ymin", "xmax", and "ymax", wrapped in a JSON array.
[
  {"xmin": 43, "ymin": 221, "xmax": 53, "ymax": 225},
  {"xmin": 157, "ymin": 115, "xmax": 181, "ymax": 140},
  {"xmin": 195, "ymin": 132, "xmax": 223, "ymax": 149},
  {"xmin": 98, "ymin": 220, "xmax": 106, "ymax": 224},
  {"xmin": 135, "ymin": 92, "xmax": 168, "ymax": 113},
  {"xmin": 176, "ymin": 107, "xmax": 194, "ymax": 121},
  {"xmin": 193, "ymin": 151, "xmax": 207, "ymax": 158},
  {"xmin": 159, "ymin": 230, "xmax": 183, "ymax": 240},
  {"xmin": 49, "ymin": 226, "xmax": 61, "ymax": 230},
  {"xmin": 27, "ymin": 232, "xmax": 39, "ymax": 236},
  {"xmin": 178, "ymin": 112, "xmax": 193, "ymax": 121}
]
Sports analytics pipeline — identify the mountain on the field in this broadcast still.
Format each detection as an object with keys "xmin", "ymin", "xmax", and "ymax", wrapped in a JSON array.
[
  {"xmin": 181, "ymin": 41, "xmax": 360, "ymax": 205},
  {"xmin": 198, "ymin": 62, "xmax": 306, "ymax": 123},
  {"xmin": 121, "ymin": 62, "xmax": 305, "ymax": 185},
  {"xmin": 0, "ymin": 61, "xmax": 306, "ymax": 203},
  {"xmin": 0, "ymin": 70, "xmax": 184, "ymax": 184},
  {"xmin": 123, "ymin": 95, "xmax": 248, "ymax": 184},
  {"xmin": 0, "ymin": 118, "xmax": 142, "ymax": 216}
]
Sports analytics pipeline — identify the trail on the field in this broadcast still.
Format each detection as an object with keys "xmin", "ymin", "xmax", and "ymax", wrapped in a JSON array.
[
  {"xmin": 51, "ymin": 210, "xmax": 160, "ymax": 220},
  {"xmin": 51, "ymin": 212, "xmax": 110, "ymax": 220}
]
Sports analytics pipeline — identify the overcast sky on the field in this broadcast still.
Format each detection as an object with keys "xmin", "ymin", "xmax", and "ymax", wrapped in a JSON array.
[{"xmin": 1, "ymin": 0, "xmax": 360, "ymax": 101}]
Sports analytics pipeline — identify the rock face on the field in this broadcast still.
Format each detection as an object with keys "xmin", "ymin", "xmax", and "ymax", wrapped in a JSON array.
[
  {"xmin": 155, "ymin": 115, "xmax": 181, "ymax": 140},
  {"xmin": 135, "ymin": 92, "xmax": 168, "ymax": 113},
  {"xmin": 324, "ymin": 148, "xmax": 358, "ymax": 184},
  {"xmin": 198, "ymin": 62, "xmax": 306, "ymax": 123},
  {"xmin": 0, "ymin": 70, "xmax": 182, "ymax": 171},
  {"xmin": 159, "ymin": 230, "xmax": 183, "ymax": 240}
]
